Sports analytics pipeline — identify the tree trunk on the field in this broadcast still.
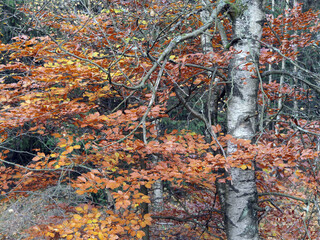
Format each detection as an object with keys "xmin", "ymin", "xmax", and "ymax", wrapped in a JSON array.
[
  {"xmin": 293, "ymin": 0, "xmax": 298, "ymax": 114},
  {"xmin": 225, "ymin": 1, "xmax": 264, "ymax": 239},
  {"xmin": 140, "ymin": 158, "xmax": 150, "ymax": 240},
  {"xmin": 200, "ymin": 0, "xmax": 225, "ymax": 133},
  {"xmin": 200, "ymin": 1, "xmax": 218, "ymax": 134},
  {"xmin": 276, "ymin": 0, "xmax": 289, "ymax": 134}
]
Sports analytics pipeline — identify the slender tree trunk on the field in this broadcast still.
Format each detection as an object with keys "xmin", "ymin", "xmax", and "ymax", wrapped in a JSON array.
[
  {"xmin": 225, "ymin": 1, "xmax": 264, "ymax": 239},
  {"xmin": 293, "ymin": 0, "xmax": 298, "ymax": 114},
  {"xmin": 200, "ymin": 0, "xmax": 227, "ymax": 214},
  {"xmin": 276, "ymin": 0, "xmax": 289, "ymax": 134},
  {"xmin": 140, "ymin": 158, "xmax": 150, "ymax": 240},
  {"xmin": 200, "ymin": 0, "xmax": 225, "ymax": 131},
  {"xmin": 200, "ymin": 1, "xmax": 217, "ymax": 133},
  {"xmin": 152, "ymin": 167, "xmax": 164, "ymax": 212},
  {"xmin": 151, "ymin": 120, "xmax": 164, "ymax": 212},
  {"xmin": 267, "ymin": 0, "xmax": 275, "ymax": 131},
  {"xmin": 141, "ymin": 124, "xmax": 150, "ymax": 240}
]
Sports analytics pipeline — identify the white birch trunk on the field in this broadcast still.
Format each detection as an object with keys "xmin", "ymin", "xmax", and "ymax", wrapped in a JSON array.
[
  {"xmin": 151, "ymin": 120, "xmax": 164, "ymax": 212},
  {"xmin": 200, "ymin": 1, "xmax": 214, "ymax": 55},
  {"xmin": 225, "ymin": 1, "xmax": 264, "ymax": 239},
  {"xmin": 152, "ymin": 155, "xmax": 164, "ymax": 212}
]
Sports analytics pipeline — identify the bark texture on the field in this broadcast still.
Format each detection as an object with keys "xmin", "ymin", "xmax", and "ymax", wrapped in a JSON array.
[{"xmin": 225, "ymin": 0, "xmax": 264, "ymax": 239}]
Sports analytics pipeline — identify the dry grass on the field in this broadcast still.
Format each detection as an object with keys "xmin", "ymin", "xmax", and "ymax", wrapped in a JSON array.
[{"xmin": 0, "ymin": 185, "xmax": 88, "ymax": 240}]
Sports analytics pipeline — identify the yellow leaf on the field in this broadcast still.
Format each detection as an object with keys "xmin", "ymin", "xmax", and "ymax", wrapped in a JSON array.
[
  {"xmin": 66, "ymin": 235, "xmax": 73, "ymax": 240},
  {"xmin": 114, "ymin": 9, "xmax": 123, "ymax": 13},
  {"xmin": 73, "ymin": 214, "xmax": 82, "ymax": 220},
  {"xmin": 263, "ymin": 168, "xmax": 270, "ymax": 173},
  {"xmin": 240, "ymin": 165, "xmax": 247, "ymax": 170},
  {"xmin": 98, "ymin": 232, "xmax": 104, "ymax": 239},
  {"xmin": 46, "ymin": 232, "xmax": 55, "ymax": 237},
  {"xmin": 75, "ymin": 207, "xmax": 83, "ymax": 212},
  {"xmin": 73, "ymin": 145, "xmax": 81, "ymax": 149},
  {"xmin": 54, "ymin": 165, "xmax": 60, "ymax": 169},
  {"xmin": 100, "ymin": 115, "xmax": 109, "ymax": 121},
  {"xmin": 136, "ymin": 230, "xmax": 145, "ymax": 239}
]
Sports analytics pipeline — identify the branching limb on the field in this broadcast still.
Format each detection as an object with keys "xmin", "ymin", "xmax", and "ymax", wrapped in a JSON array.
[
  {"xmin": 102, "ymin": 58, "xmax": 168, "ymax": 149},
  {"xmin": 261, "ymin": 70, "xmax": 320, "ymax": 95},
  {"xmin": 259, "ymin": 41, "xmax": 320, "ymax": 85},
  {"xmin": 173, "ymin": 79, "xmax": 226, "ymax": 158},
  {"xmin": 258, "ymin": 192, "xmax": 309, "ymax": 204}
]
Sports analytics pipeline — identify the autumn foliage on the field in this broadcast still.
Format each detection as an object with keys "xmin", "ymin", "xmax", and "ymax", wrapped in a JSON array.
[{"xmin": 0, "ymin": 0, "xmax": 319, "ymax": 239}]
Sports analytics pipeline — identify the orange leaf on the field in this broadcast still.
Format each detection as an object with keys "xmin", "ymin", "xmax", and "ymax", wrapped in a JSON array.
[
  {"xmin": 32, "ymin": 156, "xmax": 41, "ymax": 161},
  {"xmin": 66, "ymin": 146, "xmax": 74, "ymax": 153}
]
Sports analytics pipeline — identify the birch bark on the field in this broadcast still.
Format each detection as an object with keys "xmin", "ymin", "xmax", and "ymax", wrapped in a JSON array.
[{"xmin": 225, "ymin": 1, "xmax": 265, "ymax": 239}]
